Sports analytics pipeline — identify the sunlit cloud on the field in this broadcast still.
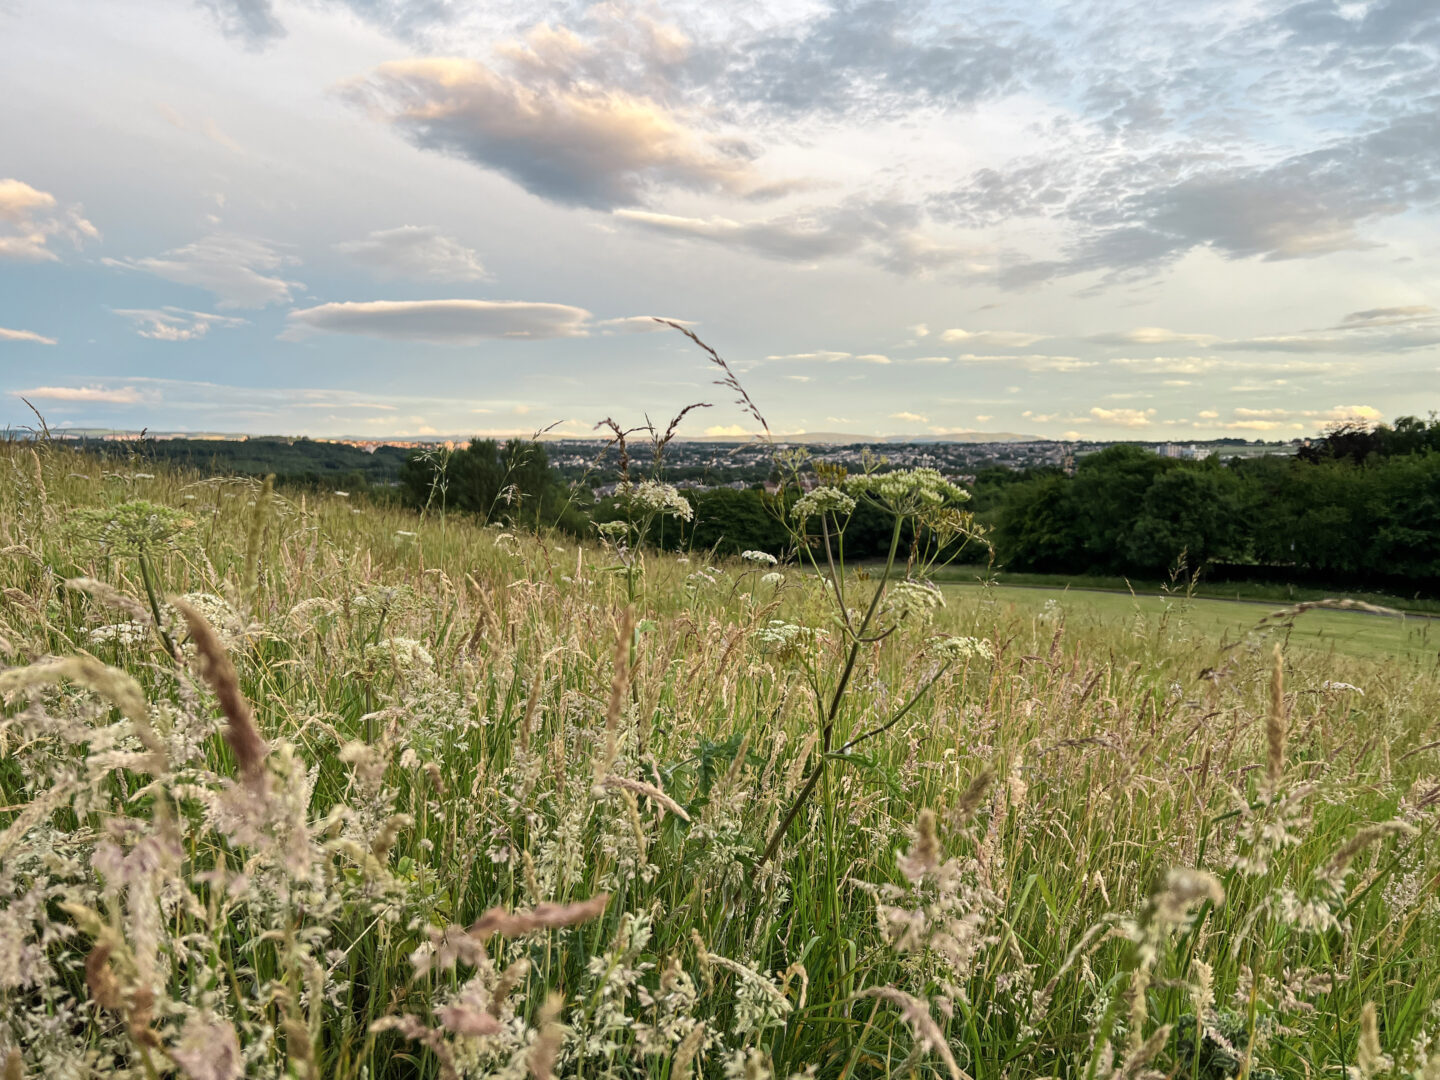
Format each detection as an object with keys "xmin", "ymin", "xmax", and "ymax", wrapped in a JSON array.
[
  {"xmin": 0, "ymin": 325, "xmax": 57, "ymax": 345},
  {"xmin": 0, "ymin": 178, "xmax": 98, "ymax": 261},
  {"xmin": 10, "ymin": 384, "xmax": 145, "ymax": 404}
]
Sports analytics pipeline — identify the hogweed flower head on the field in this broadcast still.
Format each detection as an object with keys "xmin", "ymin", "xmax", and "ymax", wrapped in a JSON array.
[
  {"xmin": 790, "ymin": 486, "xmax": 856, "ymax": 521},
  {"xmin": 846, "ymin": 468, "xmax": 968, "ymax": 516},
  {"xmin": 932, "ymin": 636, "xmax": 994, "ymax": 664},
  {"xmin": 621, "ymin": 479, "xmax": 694, "ymax": 521}
]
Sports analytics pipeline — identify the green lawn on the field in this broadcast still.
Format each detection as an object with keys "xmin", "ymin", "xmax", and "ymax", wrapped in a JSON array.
[
  {"xmin": 941, "ymin": 580, "xmax": 1440, "ymax": 664},
  {"xmin": 930, "ymin": 562, "xmax": 1440, "ymax": 614}
]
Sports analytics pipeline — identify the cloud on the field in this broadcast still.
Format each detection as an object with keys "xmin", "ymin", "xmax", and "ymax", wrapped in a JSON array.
[
  {"xmin": 343, "ymin": 52, "xmax": 764, "ymax": 210},
  {"xmin": 1108, "ymin": 355, "xmax": 1341, "ymax": 375},
  {"xmin": 283, "ymin": 299, "xmax": 593, "ymax": 343},
  {"xmin": 720, "ymin": 0, "xmax": 1048, "ymax": 117},
  {"xmin": 0, "ymin": 178, "xmax": 99, "ymax": 261},
  {"xmin": 0, "ymin": 326, "xmax": 57, "ymax": 345},
  {"xmin": 111, "ymin": 307, "xmax": 246, "ymax": 341},
  {"xmin": 1086, "ymin": 327, "xmax": 1220, "ymax": 346},
  {"xmin": 940, "ymin": 328, "xmax": 1048, "ymax": 347},
  {"xmin": 195, "ymin": 0, "xmax": 284, "ymax": 49},
  {"xmin": 595, "ymin": 315, "xmax": 695, "ymax": 333},
  {"xmin": 1339, "ymin": 305, "xmax": 1436, "ymax": 327},
  {"xmin": 1088, "ymin": 407, "xmax": 1156, "ymax": 428},
  {"xmin": 952, "ymin": 353, "xmax": 1096, "ymax": 372},
  {"xmin": 889, "ymin": 411, "xmax": 928, "ymax": 423},
  {"xmin": 335, "ymin": 225, "xmax": 489, "ymax": 281},
  {"xmin": 937, "ymin": 95, "xmax": 1440, "ymax": 288},
  {"xmin": 617, "ymin": 209, "xmax": 857, "ymax": 262},
  {"xmin": 104, "ymin": 235, "xmax": 301, "ymax": 308},
  {"xmin": 617, "ymin": 198, "xmax": 983, "ymax": 276},
  {"xmin": 704, "ymin": 423, "xmax": 755, "ymax": 436},
  {"xmin": 764, "ymin": 350, "xmax": 889, "ymax": 364},
  {"xmin": 10, "ymin": 385, "xmax": 144, "ymax": 404},
  {"xmin": 1314, "ymin": 404, "xmax": 1383, "ymax": 424}
]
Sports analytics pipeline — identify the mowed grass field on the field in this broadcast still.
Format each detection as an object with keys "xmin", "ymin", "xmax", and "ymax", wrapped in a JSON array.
[
  {"xmin": 939, "ymin": 582, "xmax": 1439, "ymax": 664},
  {"xmin": 4, "ymin": 443, "xmax": 1440, "ymax": 1080}
]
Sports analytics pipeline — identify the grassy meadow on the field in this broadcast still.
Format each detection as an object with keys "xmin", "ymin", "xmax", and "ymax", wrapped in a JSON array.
[{"xmin": 3, "ymin": 440, "xmax": 1440, "ymax": 1080}]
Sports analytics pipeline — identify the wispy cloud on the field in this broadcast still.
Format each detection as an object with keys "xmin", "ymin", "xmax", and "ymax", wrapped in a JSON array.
[
  {"xmin": 283, "ymin": 299, "xmax": 593, "ymax": 343},
  {"xmin": 0, "ymin": 178, "xmax": 99, "ymax": 262},
  {"xmin": 112, "ymin": 307, "xmax": 247, "ymax": 341},
  {"xmin": 940, "ymin": 328, "xmax": 1048, "ymax": 347},
  {"xmin": 104, "ymin": 235, "xmax": 301, "ymax": 308},
  {"xmin": 10, "ymin": 384, "xmax": 145, "ymax": 404},
  {"xmin": 764, "ymin": 350, "xmax": 890, "ymax": 364},
  {"xmin": 335, "ymin": 225, "xmax": 490, "ymax": 282},
  {"xmin": 0, "ymin": 325, "xmax": 57, "ymax": 345}
]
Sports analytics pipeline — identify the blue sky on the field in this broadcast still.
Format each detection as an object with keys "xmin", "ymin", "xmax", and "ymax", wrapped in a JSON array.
[{"xmin": 2, "ymin": 0, "xmax": 1437, "ymax": 439}]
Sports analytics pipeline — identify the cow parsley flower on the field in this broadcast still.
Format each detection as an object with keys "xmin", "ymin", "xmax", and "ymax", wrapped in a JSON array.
[
  {"xmin": 364, "ymin": 637, "xmax": 435, "ymax": 673},
  {"xmin": 932, "ymin": 635, "xmax": 994, "ymax": 663},
  {"xmin": 791, "ymin": 486, "xmax": 857, "ymax": 520},
  {"xmin": 846, "ymin": 468, "xmax": 968, "ymax": 513},
  {"xmin": 883, "ymin": 579, "xmax": 945, "ymax": 622},
  {"xmin": 88, "ymin": 621, "xmax": 151, "ymax": 646},
  {"xmin": 740, "ymin": 549, "xmax": 778, "ymax": 565},
  {"xmin": 622, "ymin": 479, "xmax": 694, "ymax": 521}
]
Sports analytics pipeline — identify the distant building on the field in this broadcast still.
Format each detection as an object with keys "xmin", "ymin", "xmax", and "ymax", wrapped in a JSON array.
[{"xmin": 1155, "ymin": 443, "xmax": 1213, "ymax": 460}]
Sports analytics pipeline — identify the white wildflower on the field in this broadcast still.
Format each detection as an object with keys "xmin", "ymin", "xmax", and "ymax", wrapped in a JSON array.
[
  {"xmin": 883, "ymin": 579, "xmax": 945, "ymax": 622},
  {"xmin": 365, "ymin": 637, "xmax": 435, "ymax": 673},
  {"xmin": 791, "ymin": 486, "xmax": 856, "ymax": 521},
  {"xmin": 622, "ymin": 479, "xmax": 694, "ymax": 521},
  {"xmin": 932, "ymin": 636, "xmax": 994, "ymax": 663},
  {"xmin": 847, "ymin": 468, "xmax": 968, "ymax": 512},
  {"xmin": 88, "ymin": 621, "xmax": 151, "ymax": 646},
  {"xmin": 1322, "ymin": 681, "xmax": 1365, "ymax": 695},
  {"xmin": 741, "ymin": 550, "xmax": 778, "ymax": 565}
]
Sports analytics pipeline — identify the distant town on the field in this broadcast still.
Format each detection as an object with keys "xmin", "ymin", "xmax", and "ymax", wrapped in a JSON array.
[{"xmin": 15, "ymin": 426, "xmax": 1304, "ymax": 498}]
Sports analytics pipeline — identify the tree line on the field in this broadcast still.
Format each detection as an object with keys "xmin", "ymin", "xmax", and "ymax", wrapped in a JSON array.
[{"xmin": 987, "ymin": 416, "xmax": 1440, "ymax": 590}]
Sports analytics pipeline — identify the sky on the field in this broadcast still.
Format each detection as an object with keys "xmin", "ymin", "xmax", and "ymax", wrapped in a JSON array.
[{"xmin": 1, "ymin": 0, "xmax": 1437, "ymax": 441}]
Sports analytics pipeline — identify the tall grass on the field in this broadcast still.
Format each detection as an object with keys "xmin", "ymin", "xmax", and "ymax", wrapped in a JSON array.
[{"xmin": 2, "ymin": 440, "xmax": 1439, "ymax": 1079}]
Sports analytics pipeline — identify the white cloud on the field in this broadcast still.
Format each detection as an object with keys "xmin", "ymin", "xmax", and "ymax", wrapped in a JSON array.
[
  {"xmin": 617, "ymin": 210, "xmax": 854, "ymax": 262},
  {"xmin": 940, "ymin": 328, "xmax": 1049, "ymax": 347},
  {"xmin": 104, "ymin": 234, "xmax": 301, "ymax": 308},
  {"xmin": 283, "ymin": 299, "xmax": 593, "ymax": 343},
  {"xmin": 112, "ymin": 307, "xmax": 247, "ymax": 341},
  {"xmin": 764, "ymin": 350, "xmax": 889, "ymax": 363},
  {"xmin": 704, "ymin": 423, "xmax": 756, "ymax": 436},
  {"xmin": 889, "ymin": 411, "xmax": 928, "ymax": 423},
  {"xmin": 1108, "ymin": 355, "xmax": 1340, "ymax": 375},
  {"xmin": 0, "ymin": 178, "xmax": 99, "ymax": 261},
  {"xmin": 10, "ymin": 385, "xmax": 144, "ymax": 404},
  {"xmin": 595, "ymin": 315, "xmax": 695, "ymax": 333},
  {"xmin": 1086, "ymin": 327, "xmax": 1220, "ymax": 347},
  {"xmin": 0, "ymin": 325, "xmax": 57, "ymax": 345},
  {"xmin": 335, "ymin": 225, "xmax": 489, "ymax": 282},
  {"xmin": 954, "ymin": 353, "xmax": 1096, "ymax": 372},
  {"xmin": 1088, "ymin": 406, "xmax": 1156, "ymax": 428}
]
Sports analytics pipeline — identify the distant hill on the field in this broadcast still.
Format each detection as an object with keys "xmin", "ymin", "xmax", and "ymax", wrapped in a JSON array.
[
  {"xmin": 42, "ymin": 428, "xmax": 1044, "ymax": 446},
  {"xmin": 675, "ymin": 430, "xmax": 1041, "ymax": 445}
]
